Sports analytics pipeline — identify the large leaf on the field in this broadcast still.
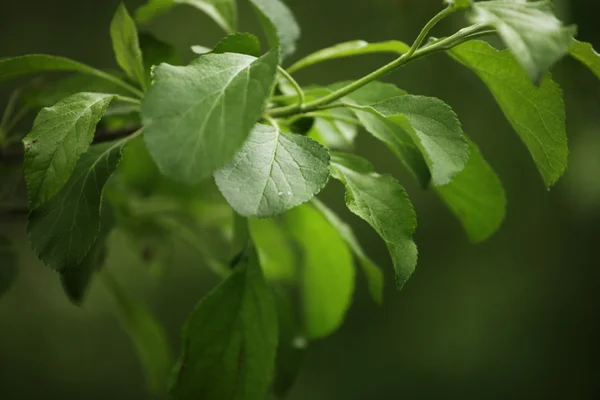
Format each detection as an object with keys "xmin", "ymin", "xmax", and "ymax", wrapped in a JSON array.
[
  {"xmin": 0, "ymin": 55, "xmax": 111, "ymax": 83},
  {"xmin": 171, "ymin": 247, "xmax": 278, "ymax": 400},
  {"xmin": 570, "ymin": 40, "xmax": 600, "ymax": 80},
  {"xmin": 249, "ymin": 0, "xmax": 300, "ymax": 60},
  {"xmin": 136, "ymin": 0, "xmax": 237, "ymax": 33},
  {"xmin": 23, "ymin": 93, "xmax": 115, "ymax": 209},
  {"xmin": 214, "ymin": 124, "xmax": 330, "ymax": 218},
  {"xmin": 104, "ymin": 274, "xmax": 172, "ymax": 394},
  {"xmin": 0, "ymin": 236, "xmax": 18, "ymax": 299},
  {"xmin": 330, "ymin": 153, "xmax": 417, "ymax": 288},
  {"xmin": 312, "ymin": 199, "xmax": 383, "ymax": 304},
  {"xmin": 142, "ymin": 50, "xmax": 278, "ymax": 183},
  {"xmin": 249, "ymin": 218, "xmax": 295, "ymax": 282},
  {"xmin": 436, "ymin": 139, "xmax": 506, "ymax": 243},
  {"xmin": 449, "ymin": 40, "xmax": 568, "ymax": 187},
  {"xmin": 284, "ymin": 204, "xmax": 355, "ymax": 339},
  {"xmin": 28, "ymin": 140, "xmax": 125, "ymax": 271},
  {"xmin": 288, "ymin": 40, "xmax": 410, "ymax": 73},
  {"xmin": 111, "ymin": 4, "xmax": 146, "ymax": 90},
  {"xmin": 468, "ymin": 0, "xmax": 575, "ymax": 82}
]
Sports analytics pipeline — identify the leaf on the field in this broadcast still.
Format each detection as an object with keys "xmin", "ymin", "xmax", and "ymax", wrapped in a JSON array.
[
  {"xmin": 288, "ymin": 40, "xmax": 410, "ymax": 73},
  {"xmin": 436, "ymin": 139, "xmax": 506, "ymax": 243},
  {"xmin": 468, "ymin": 0, "xmax": 576, "ymax": 82},
  {"xmin": 141, "ymin": 50, "xmax": 278, "ymax": 183},
  {"xmin": 28, "ymin": 140, "xmax": 125, "ymax": 271},
  {"xmin": 330, "ymin": 153, "xmax": 418, "ymax": 289},
  {"xmin": 283, "ymin": 204, "xmax": 355, "ymax": 339},
  {"xmin": 312, "ymin": 199, "xmax": 384, "ymax": 304},
  {"xmin": 111, "ymin": 3, "xmax": 146, "ymax": 90},
  {"xmin": 192, "ymin": 33, "xmax": 262, "ymax": 57},
  {"xmin": 136, "ymin": 0, "xmax": 237, "ymax": 33},
  {"xmin": 249, "ymin": 218, "xmax": 296, "ymax": 282},
  {"xmin": 370, "ymin": 95, "xmax": 470, "ymax": 187},
  {"xmin": 0, "ymin": 55, "xmax": 111, "ymax": 83},
  {"xmin": 307, "ymin": 108, "xmax": 359, "ymax": 151},
  {"xmin": 103, "ymin": 273, "xmax": 172, "ymax": 394},
  {"xmin": 0, "ymin": 236, "xmax": 18, "ymax": 299},
  {"xmin": 171, "ymin": 246, "xmax": 278, "ymax": 400},
  {"xmin": 214, "ymin": 123, "xmax": 330, "ymax": 218},
  {"xmin": 249, "ymin": 0, "xmax": 300, "ymax": 60},
  {"xmin": 570, "ymin": 40, "xmax": 600, "ymax": 80},
  {"xmin": 23, "ymin": 93, "xmax": 115, "ymax": 209},
  {"xmin": 140, "ymin": 33, "xmax": 181, "ymax": 71},
  {"xmin": 448, "ymin": 40, "xmax": 568, "ymax": 187}
]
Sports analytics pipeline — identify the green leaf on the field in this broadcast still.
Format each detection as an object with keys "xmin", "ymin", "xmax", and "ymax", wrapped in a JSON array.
[
  {"xmin": 142, "ymin": 50, "xmax": 278, "ymax": 183},
  {"xmin": 307, "ymin": 108, "xmax": 359, "ymax": 151},
  {"xmin": 249, "ymin": 218, "xmax": 296, "ymax": 282},
  {"xmin": 214, "ymin": 123, "xmax": 330, "ymax": 218},
  {"xmin": 0, "ymin": 55, "xmax": 109, "ymax": 83},
  {"xmin": 23, "ymin": 93, "xmax": 115, "ymax": 209},
  {"xmin": 330, "ymin": 153, "xmax": 418, "ymax": 289},
  {"xmin": 312, "ymin": 199, "xmax": 384, "ymax": 305},
  {"xmin": 449, "ymin": 40, "xmax": 568, "ymax": 187},
  {"xmin": 570, "ymin": 39, "xmax": 600, "ymax": 80},
  {"xmin": 171, "ymin": 246, "xmax": 278, "ymax": 400},
  {"xmin": 28, "ymin": 140, "xmax": 125, "ymax": 271},
  {"xmin": 192, "ymin": 33, "xmax": 262, "ymax": 57},
  {"xmin": 283, "ymin": 204, "xmax": 355, "ymax": 339},
  {"xmin": 249, "ymin": 0, "xmax": 300, "ymax": 60},
  {"xmin": 140, "ymin": 33, "xmax": 181, "ymax": 70},
  {"xmin": 103, "ymin": 273, "xmax": 172, "ymax": 394},
  {"xmin": 468, "ymin": 0, "xmax": 576, "ymax": 82},
  {"xmin": 0, "ymin": 236, "xmax": 18, "ymax": 299},
  {"xmin": 288, "ymin": 40, "xmax": 410, "ymax": 73},
  {"xmin": 111, "ymin": 3, "xmax": 146, "ymax": 90},
  {"xmin": 436, "ymin": 139, "xmax": 506, "ymax": 243},
  {"xmin": 370, "ymin": 95, "xmax": 470, "ymax": 187},
  {"xmin": 136, "ymin": 0, "xmax": 237, "ymax": 33}
]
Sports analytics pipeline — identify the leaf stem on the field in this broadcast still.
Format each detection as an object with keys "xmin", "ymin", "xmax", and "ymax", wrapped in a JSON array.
[
  {"xmin": 277, "ymin": 66, "xmax": 305, "ymax": 109},
  {"xmin": 115, "ymin": 95, "xmax": 142, "ymax": 105},
  {"xmin": 91, "ymin": 69, "xmax": 144, "ymax": 99},
  {"xmin": 404, "ymin": 5, "xmax": 455, "ymax": 58}
]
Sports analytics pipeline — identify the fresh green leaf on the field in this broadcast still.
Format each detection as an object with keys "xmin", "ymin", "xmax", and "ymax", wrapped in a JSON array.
[
  {"xmin": 23, "ymin": 93, "xmax": 115, "ymax": 209},
  {"xmin": 139, "ymin": 33, "xmax": 181, "ymax": 76},
  {"xmin": 171, "ymin": 246, "xmax": 278, "ymax": 400},
  {"xmin": 28, "ymin": 140, "xmax": 125, "ymax": 271},
  {"xmin": 0, "ymin": 55, "xmax": 112, "ymax": 83},
  {"xmin": 468, "ymin": 0, "xmax": 576, "ymax": 82},
  {"xmin": 436, "ymin": 138, "xmax": 506, "ymax": 243},
  {"xmin": 307, "ymin": 108, "xmax": 359, "ymax": 151},
  {"xmin": 449, "ymin": 40, "xmax": 568, "ymax": 187},
  {"xmin": 103, "ymin": 273, "xmax": 172, "ymax": 394},
  {"xmin": 249, "ymin": 218, "xmax": 296, "ymax": 282},
  {"xmin": 312, "ymin": 199, "xmax": 384, "ymax": 304},
  {"xmin": 192, "ymin": 33, "xmax": 262, "ymax": 57},
  {"xmin": 288, "ymin": 40, "xmax": 410, "ymax": 73},
  {"xmin": 0, "ymin": 236, "xmax": 18, "ymax": 299},
  {"xmin": 111, "ymin": 3, "xmax": 146, "ymax": 90},
  {"xmin": 249, "ymin": 0, "xmax": 300, "ymax": 60},
  {"xmin": 330, "ymin": 153, "xmax": 417, "ymax": 289},
  {"xmin": 136, "ymin": 0, "xmax": 237, "ymax": 33},
  {"xmin": 570, "ymin": 39, "xmax": 600, "ymax": 80},
  {"xmin": 214, "ymin": 123, "xmax": 330, "ymax": 218},
  {"xmin": 370, "ymin": 95, "xmax": 470, "ymax": 187},
  {"xmin": 284, "ymin": 204, "xmax": 355, "ymax": 339},
  {"xmin": 141, "ymin": 50, "xmax": 278, "ymax": 183}
]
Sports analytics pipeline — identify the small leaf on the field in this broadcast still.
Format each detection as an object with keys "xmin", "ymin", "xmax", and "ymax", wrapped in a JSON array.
[
  {"xmin": 283, "ymin": 204, "xmax": 355, "ymax": 339},
  {"xmin": 249, "ymin": 218, "xmax": 296, "ymax": 282},
  {"xmin": 436, "ymin": 139, "xmax": 506, "ymax": 243},
  {"xmin": 111, "ymin": 3, "xmax": 146, "ymax": 90},
  {"xmin": 28, "ymin": 140, "xmax": 125, "ymax": 271},
  {"xmin": 468, "ymin": 0, "xmax": 576, "ymax": 82},
  {"xmin": 214, "ymin": 123, "xmax": 330, "ymax": 218},
  {"xmin": 312, "ymin": 199, "xmax": 384, "ymax": 304},
  {"xmin": 570, "ymin": 39, "xmax": 600, "ymax": 80},
  {"xmin": 249, "ymin": 0, "xmax": 300, "ymax": 60},
  {"xmin": 288, "ymin": 40, "xmax": 410, "ymax": 73},
  {"xmin": 23, "ymin": 93, "xmax": 115, "ymax": 209},
  {"xmin": 0, "ymin": 236, "xmax": 18, "ymax": 299},
  {"xmin": 142, "ymin": 50, "xmax": 278, "ymax": 183},
  {"xmin": 191, "ymin": 33, "xmax": 262, "ymax": 57},
  {"xmin": 0, "ymin": 55, "xmax": 111, "ymax": 83},
  {"xmin": 307, "ymin": 108, "xmax": 359, "ymax": 150},
  {"xmin": 171, "ymin": 247, "xmax": 277, "ymax": 400},
  {"xmin": 103, "ymin": 273, "xmax": 172, "ymax": 394},
  {"xmin": 330, "ymin": 153, "xmax": 418, "ymax": 289},
  {"xmin": 449, "ymin": 40, "xmax": 568, "ymax": 187}
]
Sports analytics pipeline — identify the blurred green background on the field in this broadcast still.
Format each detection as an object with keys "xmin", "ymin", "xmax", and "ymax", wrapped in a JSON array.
[{"xmin": 2, "ymin": 0, "xmax": 600, "ymax": 398}]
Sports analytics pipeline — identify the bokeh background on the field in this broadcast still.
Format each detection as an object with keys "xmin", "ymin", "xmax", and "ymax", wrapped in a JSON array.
[{"xmin": 1, "ymin": 0, "xmax": 600, "ymax": 398}]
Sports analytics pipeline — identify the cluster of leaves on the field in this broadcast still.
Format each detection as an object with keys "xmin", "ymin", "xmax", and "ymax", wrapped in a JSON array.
[{"xmin": 1, "ymin": 0, "xmax": 599, "ymax": 398}]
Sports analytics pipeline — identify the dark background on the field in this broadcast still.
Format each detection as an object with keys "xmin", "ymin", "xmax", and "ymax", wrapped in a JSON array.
[{"xmin": 1, "ymin": 0, "xmax": 600, "ymax": 398}]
